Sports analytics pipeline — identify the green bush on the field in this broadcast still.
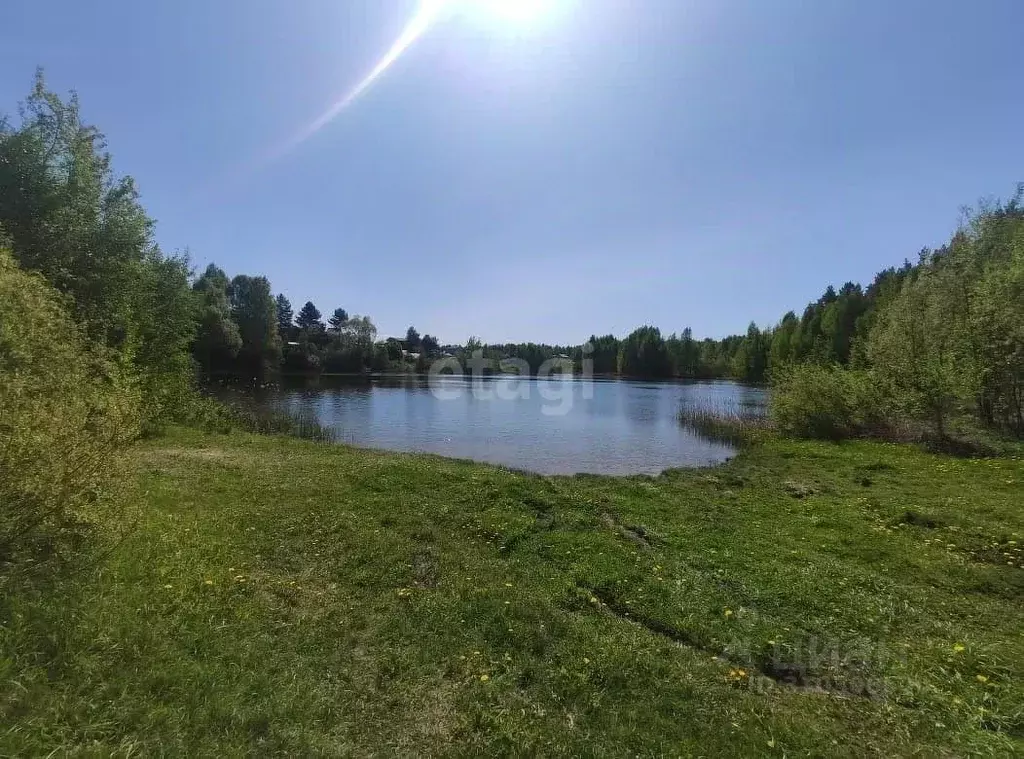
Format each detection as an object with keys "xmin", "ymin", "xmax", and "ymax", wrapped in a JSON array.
[
  {"xmin": 770, "ymin": 364, "xmax": 889, "ymax": 440},
  {"xmin": 0, "ymin": 249, "xmax": 140, "ymax": 566}
]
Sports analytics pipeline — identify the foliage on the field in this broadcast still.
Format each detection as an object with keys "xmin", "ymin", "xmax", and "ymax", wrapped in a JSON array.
[
  {"xmin": 339, "ymin": 314, "xmax": 377, "ymax": 346},
  {"xmin": 192, "ymin": 264, "xmax": 242, "ymax": 377},
  {"xmin": 327, "ymin": 307, "xmax": 348, "ymax": 331},
  {"xmin": 618, "ymin": 326, "xmax": 671, "ymax": 378},
  {"xmin": 0, "ymin": 72, "xmax": 196, "ymax": 423},
  {"xmin": 867, "ymin": 258, "xmax": 974, "ymax": 437},
  {"xmin": 765, "ymin": 189, "xmax": 1024, "ymax": 441},
  {"xmin": 229, "ymin": 275, "xmax": 281, "ymax": 378},
  {"xmin": 0, "ymin": 249, "xmax": 140, "ymax": 565},
  {"xmin": 770, "ymin": 364, "xmax": 889, "ymax": 440},
  {"xmin": 405, "ymin": 325, "xmax": 420, "ymax": 349},
  {"xmin": 967, "ymin": 203, "xmax": 1024, "ymax": 434},
  {"xmin": 730, "ymin": 322, "xmax": 770, "ymax": 383},
  {"xmin": 587, "ymin": 334, "xmax": 620, "ymax": 375},
  {"xmin": 275, "ymin": 294, "xmax": 294, "ymax": 341},
  {"xmin": 296, "ymin": 301, "xmax": 324, "ymax": 332},
  {"xmin": 420, "ymin": 333, "xmax": 440, "ymax": 357},
  {"xmin": 666, "ymin": 328, "xmax": 700, "ymax": 377}
]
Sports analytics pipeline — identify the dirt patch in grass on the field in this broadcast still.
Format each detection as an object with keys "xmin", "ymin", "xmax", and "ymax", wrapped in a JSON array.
[
  {"xmin": 600, "ymin": 513, "xmax": 657, "ymax": 550},
  {"xmin": 898, "ymin": 510, "xmax": 946, "ymax": 529},
  {"xmin": 783, "ymin": 480, "xmax": 819, "ymax": 499},
  {"xmin": 412, "ymin": 547, "xmax": 440, "ymax": 588}
]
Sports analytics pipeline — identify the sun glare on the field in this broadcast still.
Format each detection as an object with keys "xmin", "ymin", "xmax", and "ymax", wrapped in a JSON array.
[
  {"xmin": 265, "ymin": 0, "xmax": 562, "ymax": 163},
  {"xmin": 475, "ymin": 0, "xmax": 554, "ymax": 25}
]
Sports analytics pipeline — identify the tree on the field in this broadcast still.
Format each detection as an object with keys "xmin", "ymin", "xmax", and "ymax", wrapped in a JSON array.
[
  {"xmin": 328, "ymin": 307, "xmax": 349, "ymax": 331},
  {"xmin": 678, "ymin": 327, "xmax": 699, "ymax": 377},
  {"xmin": 341, "ymin": 314, "xmax": 377, "ymax": 346},
  {"xmin": 323, "ymin": 314, "xmax": 378, "ymax": 373},
  {"xmin": 229, "ymin": 275, "xmax": 281, "ymax": 378},
  {"xmin": 587, "ymin": 334, "xmax": 620, "ymax": 375},
  {"xmin": 193, "ymin": 264, "xmax": 242, "ymax": 376},
  {"xmin": 732, "ymin": 322, "xmax": 769, "ymax": 382},
  {"xmin": 296, "ymin": 301, "xmax": 324, "ymax": 332},
  {"xmin": 618, "ymin": 326, "xmax": 671, "ymax": 378},
  {"xmin": 868, "ymin": 264, "xmax": 974, "ymax": 438},
  {"xmin": 769, "ymin": 312, "xmax": 799, "ymax": 373},
  {"xmin": 420, "ymin": 333, "xmax": 439, "ymax": 357},
  {"xmin": 384, "ymin": 338, "xmax": 404, "ymax": 361},
  {"xmin": 406, "ymin": 326, "xmax": 421, "ymax": 350},
  {"xmin": 965, "ymin": 198, "xmax": 1024, "ymax": 433},
  {"xmin": 0, "ymin": 72, "xmax": 196, "ymax": 419},
  {"xmin": 275, "ymin": 294, "xmax": 294, "ymax": 339}
]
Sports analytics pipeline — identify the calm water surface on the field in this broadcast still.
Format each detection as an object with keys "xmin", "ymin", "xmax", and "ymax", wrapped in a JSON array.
[{"xmin": 257, "ymin": 376, "xmax": 765, "ymax": 476}]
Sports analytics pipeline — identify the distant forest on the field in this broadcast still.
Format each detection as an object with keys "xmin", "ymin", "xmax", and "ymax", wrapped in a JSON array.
[{"xmin": 185, "ymin": 249, "xmax": 936, "ymax": 386}]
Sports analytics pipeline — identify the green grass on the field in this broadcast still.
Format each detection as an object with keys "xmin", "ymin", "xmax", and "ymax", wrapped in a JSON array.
[
  {"xmin": 2, "ymin": 429, "xmax": 1023, "ymax": 755},
  {"xmin": 183, "ymin": 390, "xmax": 338, "ymax": 443}
]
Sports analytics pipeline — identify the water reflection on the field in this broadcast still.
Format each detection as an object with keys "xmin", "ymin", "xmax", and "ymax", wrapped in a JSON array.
[{"xmin": 246, "ymin": 376, "xmax": 766, "ymax": 476}]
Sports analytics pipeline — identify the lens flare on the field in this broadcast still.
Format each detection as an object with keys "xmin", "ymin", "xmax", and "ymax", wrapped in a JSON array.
[
  {"xmin": 272, "ymin": 1, "xmax": 451, "ymax": 158},
  {"xmin": 277, "ymin": 1, "xmax": 557, "ymax": 157}
]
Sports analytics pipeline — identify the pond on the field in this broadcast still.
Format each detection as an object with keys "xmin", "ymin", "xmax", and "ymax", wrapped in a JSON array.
[{"xmin": 248, "ymin": 376, "xmax": 766, "ymax": 476}]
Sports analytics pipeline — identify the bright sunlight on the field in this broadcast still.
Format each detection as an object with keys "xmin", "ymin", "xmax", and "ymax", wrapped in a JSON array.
[{"xmin": 470, "ymin": 0, "xmax": 557, "ymax": 26}]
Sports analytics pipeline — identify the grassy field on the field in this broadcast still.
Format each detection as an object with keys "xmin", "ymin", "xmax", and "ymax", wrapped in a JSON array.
[{"xmin": 2, "ymin": 428, "xmax": 1022, "ymax": 756}]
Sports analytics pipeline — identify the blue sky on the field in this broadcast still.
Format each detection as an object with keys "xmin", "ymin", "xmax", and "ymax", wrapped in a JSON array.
[{"xmin": 2, "ymin": 0, "xmax": 1021, "ymax": 344}]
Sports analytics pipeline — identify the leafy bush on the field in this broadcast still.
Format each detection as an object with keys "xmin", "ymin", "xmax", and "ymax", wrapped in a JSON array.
[
  {"xmin": 0, "ymin": 250, "xmax": 141, "ymax": 566},
  {"xmin": 770, "ymin": 364, "xmax": 889, "ymax": 440},
  {"xmin": 0, "ymin": 74, "xmax": 197, "ymax": 429}
]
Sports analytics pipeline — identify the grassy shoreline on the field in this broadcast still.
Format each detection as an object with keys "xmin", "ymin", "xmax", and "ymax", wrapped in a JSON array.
[{"xmin": 2, "ymin": 428, "xmax": 1022, "ymax": 754}]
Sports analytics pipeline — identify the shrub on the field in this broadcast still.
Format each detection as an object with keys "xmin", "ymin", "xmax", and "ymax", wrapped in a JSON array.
[
  {"xmin": 0, "ymin": 249, "xmax": 140, "ymax": 567},
  {"xmin": 770, "ymin": 364, "xmax": 889, "ymax": 440}
]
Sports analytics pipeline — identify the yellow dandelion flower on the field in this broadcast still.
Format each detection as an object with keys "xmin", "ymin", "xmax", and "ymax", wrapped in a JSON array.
[
  {"xmin": 480, "ymin": 674, "xmax": 490, "ymax": 682},
  {"xmin": 953, "ymin": 643, "xmax": 965, "ymax": 653},
  {"xmin": 976, "ymin": 674, "xmax": 988, "ymax": 683},
  {"xmin": 724, "ymin": 608, "xmax": 734, "ymax": 617},
  {"xmin": 204, "ymin": 579, "xmax": 214, "ymax": 585}
]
